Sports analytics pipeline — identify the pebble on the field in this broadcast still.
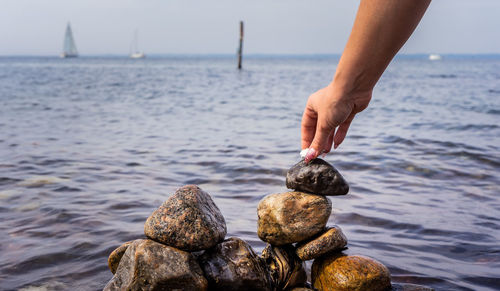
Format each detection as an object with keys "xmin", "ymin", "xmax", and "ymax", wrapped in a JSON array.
[
  {"xmin": 296, "ymin": 226, "xmax": 347, "ymax": 261},
  {"xmin": 391, "ymin": 283, "xmax": 435, "ymax": 291}
]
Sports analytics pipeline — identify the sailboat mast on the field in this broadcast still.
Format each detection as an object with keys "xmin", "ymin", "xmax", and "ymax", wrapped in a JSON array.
[{"xmin": 134, "ymin": 30, "xmax": 139, "ymax": 53}]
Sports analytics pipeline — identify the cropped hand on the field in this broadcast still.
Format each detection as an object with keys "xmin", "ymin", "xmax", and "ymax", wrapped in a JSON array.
[
  {"xmin": 301, "ymin": 83, "xmax": 371, "ymax": 162},
  {"xmin": 300, "ymin": 0, "xmax": 430, "ymax": 163}
]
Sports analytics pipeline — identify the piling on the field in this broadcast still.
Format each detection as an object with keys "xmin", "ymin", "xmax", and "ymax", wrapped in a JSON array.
[{"xmin": 238, "ymin": 21, "xmax": 244, "ymax": 70}]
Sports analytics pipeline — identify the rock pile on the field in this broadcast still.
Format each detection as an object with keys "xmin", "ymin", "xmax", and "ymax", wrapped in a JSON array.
[
  {"xmin": 104, "ymin": 159, "xmax": 434, "ymax": 291},
  {"xmin": 258, "ymin": 158, "xmax": 392, "ymax": 291}
]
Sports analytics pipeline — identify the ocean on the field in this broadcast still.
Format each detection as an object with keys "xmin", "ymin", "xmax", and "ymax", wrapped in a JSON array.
[{"xmin": 0, "ymin": 55, "xmax": 499, "ymax": 290}]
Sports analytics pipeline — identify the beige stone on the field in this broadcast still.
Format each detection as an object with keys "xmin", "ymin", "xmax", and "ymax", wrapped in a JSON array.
[{"xmin": 257, "ymin": 192, "xmax": 331, "ymax": 245}]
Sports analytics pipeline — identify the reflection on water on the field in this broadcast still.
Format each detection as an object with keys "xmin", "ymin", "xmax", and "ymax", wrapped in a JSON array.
[{"xmin": 0, "ymin": 56, "xmax": 499, "ymax": 290}]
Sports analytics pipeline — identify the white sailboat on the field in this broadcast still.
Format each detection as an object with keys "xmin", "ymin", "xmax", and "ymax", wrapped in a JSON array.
[
  {"xmin": 130, "ymin": 30, "xmax": 145, "ymax": 59},
  {"xmin": 60, "ymin": 22, "xmax": 78, "ymax": 58},
  {"xmin": 429, "ymin": 54, "xmax": 442, "ymax": 61}
]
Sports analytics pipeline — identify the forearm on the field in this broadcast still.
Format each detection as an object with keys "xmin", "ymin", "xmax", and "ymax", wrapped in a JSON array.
[{"xmin": 333, "ymin": 0, "xmax": 431, "ymax": 94}]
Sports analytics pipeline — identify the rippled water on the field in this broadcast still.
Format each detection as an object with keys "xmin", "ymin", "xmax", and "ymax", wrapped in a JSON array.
[{"xmin": 0, "ymin": 55, "xmax": 499, "ymax": 290}]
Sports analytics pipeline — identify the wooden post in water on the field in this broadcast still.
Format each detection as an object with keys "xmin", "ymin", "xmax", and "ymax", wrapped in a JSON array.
[{"xmin": 237, "ymin": 21, "xmax": 244, "ymax": 70}]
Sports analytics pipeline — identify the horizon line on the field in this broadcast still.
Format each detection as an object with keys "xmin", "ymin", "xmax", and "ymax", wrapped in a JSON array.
[{"xmin": 1, "ymin": 53, "xmax": 500, "ymax": 58}]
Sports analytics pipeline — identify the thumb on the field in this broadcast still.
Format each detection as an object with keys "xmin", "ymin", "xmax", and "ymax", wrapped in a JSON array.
[{"xmin": 305, "ymin": 123, "xmax": 334, "ymax": 163}]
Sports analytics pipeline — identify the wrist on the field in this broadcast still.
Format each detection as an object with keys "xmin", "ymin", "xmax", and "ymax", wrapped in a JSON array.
[{"xmin": 331, "ymin": 68, "xmax": 374, "ymax": 98}]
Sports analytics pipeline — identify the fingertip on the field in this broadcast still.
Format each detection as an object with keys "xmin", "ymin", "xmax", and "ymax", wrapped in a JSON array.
[{"xmin": 304, "ymin": 148, "xmax": 317, "ymax": 163}]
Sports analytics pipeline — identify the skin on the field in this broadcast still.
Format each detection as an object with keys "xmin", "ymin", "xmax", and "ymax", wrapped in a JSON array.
[{"xmin": 302, "ymin": 0, "xmax": 431, "ymax": 163}]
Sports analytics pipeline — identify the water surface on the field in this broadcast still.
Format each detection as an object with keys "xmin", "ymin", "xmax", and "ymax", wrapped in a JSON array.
[{"xmin": 0, "ymin": 55, "xmax": 499, "ymax": 290}]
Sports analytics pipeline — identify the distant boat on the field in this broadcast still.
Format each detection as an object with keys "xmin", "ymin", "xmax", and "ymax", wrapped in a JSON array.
[
  {"xmin": 429, "ymin": 54, "xmax": 442, "ymax": 61},
  {"xmin": 60, "ymin": 22, "xmax": 78, "ymax": 58},
  {"xmin": 130, "ymin": 30, "xmax": 145, "ymax": 59}
]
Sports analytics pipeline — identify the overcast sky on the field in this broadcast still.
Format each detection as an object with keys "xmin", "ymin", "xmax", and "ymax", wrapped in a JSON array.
[{"xmin": 1, "ymin": 0, "xmax": 499, "ymax": 56}]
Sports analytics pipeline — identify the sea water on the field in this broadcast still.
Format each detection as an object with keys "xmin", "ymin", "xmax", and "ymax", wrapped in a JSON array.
[{"xmin": 0, "ymin": 55, "xmax": 499, "ymax": 290}]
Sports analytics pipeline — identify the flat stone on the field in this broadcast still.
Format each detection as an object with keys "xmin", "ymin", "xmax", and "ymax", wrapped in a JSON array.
[
  {"xmin": 144, "ymin": 185, "xmax": 226, "ymax": 251},
  {"xmin": 104, "ymin": 239, "xmax": 208, "ymax": 291},
  {"xmin": 286, "ymin": 159, "xmax": 349, "ymax": 196},
  {"xmin": 198, "ymin": 237, "xmax": 272, "ymax": 291},
  {"xmin": 261, "ymin": 244, "xmax": 307, "ymax": 290},
  {"xmin": 257, "ymin": 192, "xmax": 331, "ymax": 245},
  {"xmin": 296, "ymin": 226, "xmax": 347, "ymax": 261},
  {"xmin": 108, "ymin": 240, "xmax": 134, "ymax": 274},
  {"xmin": 391, "ymin": 283, "xmax": 435, "ymax": 291},
  {"xmin": 311, "ymin": 254, "xmax": 391, "ymax": 291}
]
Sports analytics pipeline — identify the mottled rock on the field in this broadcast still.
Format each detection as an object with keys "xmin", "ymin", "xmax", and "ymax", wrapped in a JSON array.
[
  {"xmin": 144, "ymin": 185, "xmax": 226, "ymax": 251},
  {"xmin": 198, "ymin": 237, "xmax": 272, "ymax": 291},
  {"xmin": 261, "ymin": 244, "xmax": 307, "ymax": 290},
  {"xmin": 391, "ymin": 283, "xmax": 435, "ymax": 291},
  {"xmin": 286, "ymin": 159, "xmax": 349, "ymax": 196},
  {"xmin": 104, "ymin": 239, "xmax": 208, "ymax": 291},
  {"xmin": 311, "ymin": 254, "xmax": 390, "ymax": 291},
  {"xmin": 108, "ymin": 240, "xmax": 134, "ymax": 274},
  {"xmin": 296, "ymin": 226, "xmax": 347, "ymax": 261},
  {"xmin": 258, "ymin": 192, "xmax": 331, "ymax": 245}
]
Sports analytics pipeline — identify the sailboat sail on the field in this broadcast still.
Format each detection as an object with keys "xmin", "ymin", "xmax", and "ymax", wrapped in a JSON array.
[
  {"xmin": 61, "ymin": 23, "xmax": 78, "ymax": 58},
  {"xmin": 130, "ymin": 30, "xmax": 145, "ymax": 59}
]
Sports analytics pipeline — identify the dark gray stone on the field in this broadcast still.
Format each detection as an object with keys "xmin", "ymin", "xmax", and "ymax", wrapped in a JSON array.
[
  {"xmin": 198, "ymin": 237, "xmax": 272, "ymax": 291},
  {"xmin": 104, "ymin": 239, "xmax": 208, "ymax": 291},
  {"xmin": 144, "ymin": 185, "xmax": 226, "ymax": 251},
  {"xmin": 286, "ymin": 159, "xmax": 349, "ymax": 196},
  {"xmin": 261, "ymin": 244, "xmax": 307, "ymax": 291}
]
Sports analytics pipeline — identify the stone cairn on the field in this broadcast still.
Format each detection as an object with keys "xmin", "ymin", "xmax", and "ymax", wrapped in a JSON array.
[{"xmin": 104, "ymin": 159, "xmax": 434, "ymax": 291}]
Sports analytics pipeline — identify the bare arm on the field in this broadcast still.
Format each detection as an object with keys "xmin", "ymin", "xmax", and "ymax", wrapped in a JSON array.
[{"xmin": 301, "ymin": 0, "xmax": 431, "ymax": 162}]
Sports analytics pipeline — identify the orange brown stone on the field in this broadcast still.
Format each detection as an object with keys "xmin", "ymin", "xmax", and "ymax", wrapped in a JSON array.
[{"xmin": 312, "ymin": 254, "xmax": 391, "ymax": 291}]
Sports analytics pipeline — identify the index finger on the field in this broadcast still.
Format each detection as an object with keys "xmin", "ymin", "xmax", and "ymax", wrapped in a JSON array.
[{"xmin": 301, "ymin": 106, "xmax": 317, "ymax": 150}]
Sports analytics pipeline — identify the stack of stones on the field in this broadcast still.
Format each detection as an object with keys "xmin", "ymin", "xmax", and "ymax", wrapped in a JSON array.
[
  {"xmin": 258, "ymin": 158, "xmax": 391, "ymax": 291},
  {"xmin": 104, "ymin": 160, "xmax": 434, "ymax": 291}
]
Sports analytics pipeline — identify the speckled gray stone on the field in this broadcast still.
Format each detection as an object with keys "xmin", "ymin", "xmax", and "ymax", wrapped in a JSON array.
[
  {"xmin": 286, "ymin": 159, "xmax": 349, "ymax": 196},
  {"xmin": 197, "ymin": 237, "xmax": 272, "ymax": 291},
  {"xmin": 144, "ymin": 185, "xmax": 226, "ymax": 251},
  {"xmin": 104, "ymin": 239, "xmax": 208, "ymax": 291}
]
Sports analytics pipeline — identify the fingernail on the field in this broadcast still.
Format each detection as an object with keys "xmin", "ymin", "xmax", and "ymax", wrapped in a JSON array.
[
  {"xmin": 304, "ymin": 148, "xmax": 317, "ymax": 163},
  {"xmin": 300, "ymin": 148, "xmax": 309, "ymax": 159}
]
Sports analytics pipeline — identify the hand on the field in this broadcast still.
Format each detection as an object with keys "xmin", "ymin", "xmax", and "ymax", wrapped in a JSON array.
[{"xmin": 301, "ymin": 82, "xmax": 372, "ymax": 162}]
